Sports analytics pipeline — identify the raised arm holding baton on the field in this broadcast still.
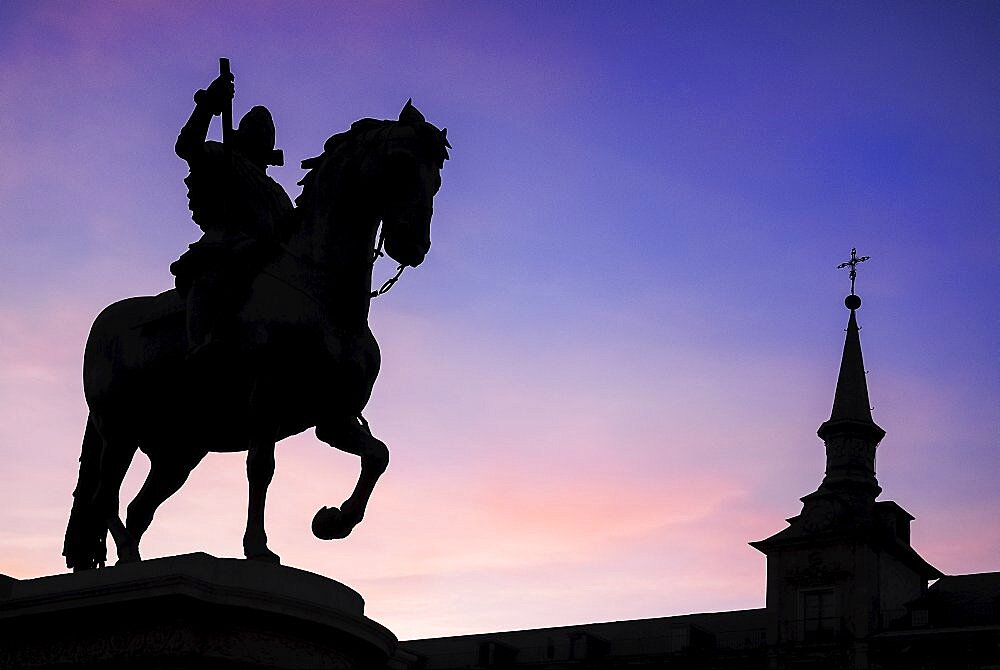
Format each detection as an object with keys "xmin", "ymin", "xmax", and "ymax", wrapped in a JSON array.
[{"xmin": 170, "ymin": 59, "xmax": 293, "ymax": 359}]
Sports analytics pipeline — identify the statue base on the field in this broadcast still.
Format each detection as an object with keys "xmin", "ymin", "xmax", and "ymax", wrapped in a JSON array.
[{"xmin": 0, "ymin": 552, "xmax": 397, "ymax": 669}]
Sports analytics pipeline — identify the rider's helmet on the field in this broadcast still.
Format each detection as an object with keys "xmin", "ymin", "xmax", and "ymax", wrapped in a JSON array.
[{"xmin": 234, "ymin": 106, "xmax": 283, "ymax": 167}]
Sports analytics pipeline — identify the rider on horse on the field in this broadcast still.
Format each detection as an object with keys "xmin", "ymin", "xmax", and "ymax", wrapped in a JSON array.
[
  {"xmin": 63, "ymin": 78, "xmax": 449, "ymax": 568},
  {"xmin": 170, "ymin": 71, "xmax": 294, "ymax": 358}
]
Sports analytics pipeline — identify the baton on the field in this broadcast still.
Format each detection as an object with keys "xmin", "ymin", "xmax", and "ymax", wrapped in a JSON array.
[{"xmin": 220, "ymin": 57, "xmax": 233, "ymax": 145}]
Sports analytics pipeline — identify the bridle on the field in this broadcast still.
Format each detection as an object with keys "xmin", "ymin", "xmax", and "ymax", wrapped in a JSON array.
[{"xmin": 369, "ymin": 224, "xmax": 405, "ymax": 298}]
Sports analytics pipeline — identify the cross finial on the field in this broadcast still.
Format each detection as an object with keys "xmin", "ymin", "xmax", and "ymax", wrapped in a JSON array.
[{"xmin": 836, "ymin": 247, "xmax": 870, "ymax": 296}]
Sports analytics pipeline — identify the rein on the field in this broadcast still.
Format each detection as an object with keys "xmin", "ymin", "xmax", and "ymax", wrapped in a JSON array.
[
  {"xmin": 369, "ymin": 225, "xmax": 405, "ymax": 298},
  {"xmin": 264, "ymin": 226, "xmax": 406, "ymax": 307}
]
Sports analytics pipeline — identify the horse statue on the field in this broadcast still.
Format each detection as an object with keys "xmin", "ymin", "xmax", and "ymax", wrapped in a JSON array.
[{"xmin": 63, "ymin": 102, "xmax": 449, "ymax": 571}]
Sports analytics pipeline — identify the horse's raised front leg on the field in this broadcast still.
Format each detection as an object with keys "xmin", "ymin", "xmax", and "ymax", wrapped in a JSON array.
[
  {"xmin": 312, "ymin": 416, "xmax": 389, "ymax": 540},
  {"xmin": 243, "ymin": 434, "xmax": 280, "ymax": 563}
]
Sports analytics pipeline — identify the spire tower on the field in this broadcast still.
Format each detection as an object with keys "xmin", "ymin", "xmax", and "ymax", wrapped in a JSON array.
[
  {"xmin": 751, "ymin": 249, "xmax": 941, "ymax": 657},
  {"xmin": 815, "ymin": 282, "xmax": 885, "ymax": 499}
]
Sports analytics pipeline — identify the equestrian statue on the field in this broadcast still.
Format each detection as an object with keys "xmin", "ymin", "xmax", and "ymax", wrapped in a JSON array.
[{"xmin": 63, "ymin": 60, "xmax": 450, "ymax": 570}]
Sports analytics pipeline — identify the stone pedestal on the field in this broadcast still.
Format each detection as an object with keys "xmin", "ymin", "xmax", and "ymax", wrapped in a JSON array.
[{"xmin": 0, "ymin": 552, "xmax": 396, "ymax": 669}]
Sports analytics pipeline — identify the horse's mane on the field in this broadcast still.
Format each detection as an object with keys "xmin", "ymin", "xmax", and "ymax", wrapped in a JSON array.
[
  {"xmin": 294, "ymin": 111, "xmax": 450, "ymax": 215},
  {"xmin": 294, "ymin": 118, "xmax": 384, "ymax": 211}
]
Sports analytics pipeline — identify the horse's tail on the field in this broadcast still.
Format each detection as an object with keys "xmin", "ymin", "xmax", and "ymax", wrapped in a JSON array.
[{"xmin": 62, "ymin": 414, "xmax": 107, "ymax": 571}]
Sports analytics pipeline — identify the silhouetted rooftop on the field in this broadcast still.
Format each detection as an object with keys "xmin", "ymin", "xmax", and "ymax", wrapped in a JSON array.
[{"xmin": 403, "ymin": 608, "xmax": 767, "ymax": 667}]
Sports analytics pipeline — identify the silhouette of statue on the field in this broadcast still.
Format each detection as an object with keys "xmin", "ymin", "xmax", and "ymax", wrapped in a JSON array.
[{"xmin": 63, "ymin": 61, "xmax": 449, "ymax": 571}]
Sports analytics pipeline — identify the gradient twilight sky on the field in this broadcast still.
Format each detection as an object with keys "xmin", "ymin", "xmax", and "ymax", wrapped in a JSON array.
[{"xmin": 1, "ymin": 1, "xmax": 997, "ymax": 640}]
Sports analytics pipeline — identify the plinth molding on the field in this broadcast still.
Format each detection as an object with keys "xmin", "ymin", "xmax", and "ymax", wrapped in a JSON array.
[{"xmin": 0, "ymin": 552, "xmax": 396, "ymax": 669}]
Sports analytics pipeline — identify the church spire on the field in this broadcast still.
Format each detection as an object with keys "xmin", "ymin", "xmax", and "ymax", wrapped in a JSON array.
[
  {"xmin": 816, "ymin": 249, "xmax": 884, "ymax": 494},
  {"xmin": 817, "ymin": 298, "xmax": 884, "ymax": 441}
]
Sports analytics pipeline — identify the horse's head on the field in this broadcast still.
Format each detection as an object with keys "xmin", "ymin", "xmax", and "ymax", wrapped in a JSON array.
[
  {"xmin": 296, "ymin": 104, "xmax": 449, "ymax": 274},
  {"xmin": 374, "ymin": 101, "xmax": 450, "ymax": 268}
]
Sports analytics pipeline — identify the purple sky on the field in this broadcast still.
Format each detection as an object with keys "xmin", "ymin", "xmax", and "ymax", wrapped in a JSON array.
[{"xmin": 1, "ymin": 2, "xmax": 997, "ymax": 639}]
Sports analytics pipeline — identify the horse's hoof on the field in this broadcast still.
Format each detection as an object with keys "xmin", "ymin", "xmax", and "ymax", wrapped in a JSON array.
[
  {"xmin": 312, "ymin": 506, "xmax": 354, "ymax": 540},
  {"xmin": 246, "ymin": 549, "xmax": 281, "ymax": 564},
  {"xmin": 115, "ymin": 549, "xmax": 141, "ymax": 565}
]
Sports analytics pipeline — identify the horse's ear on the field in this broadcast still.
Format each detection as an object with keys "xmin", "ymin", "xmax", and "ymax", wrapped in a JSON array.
[
  {"xmin": 441, "ymin": 127, "xmax": 451, "ymax": 149},
  {"xmin": 399, "ymin": 98, "xmax": 425, "ymax": 125}
]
